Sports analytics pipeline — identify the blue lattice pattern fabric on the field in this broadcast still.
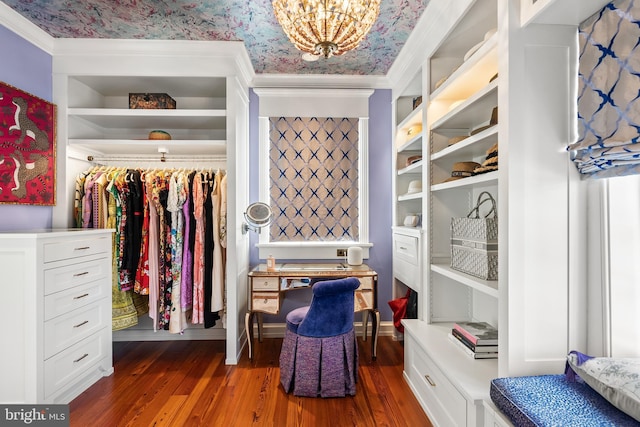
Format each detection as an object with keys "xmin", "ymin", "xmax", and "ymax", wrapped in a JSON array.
[
  {"xmin": 269, "ymin": 117, "xmax": 359, "ymax": 241},
  {"xmin": 570, "ymin": 0, "xmax": 640, "ymax": 178}
]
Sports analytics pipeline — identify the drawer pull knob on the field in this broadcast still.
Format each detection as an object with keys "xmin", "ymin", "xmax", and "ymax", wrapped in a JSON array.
[
  {"xmin": 263, "ymin": 299, "xmax": 268, "ymax": 304},
  {"xmin": 425, "ymin": 375, "xmax": 436, "ymax": 387},
  {"xmin": 73, "ymin": 353, "xmax": 89, "ymax": 363},
  {"xmin": 399, "ymin": 246, "xmax": 407, "ymax": 250},
  {"xmin": 73, "ymin": 293, "xmax": 90, "ymax": 300},
  {"xmin": 73, "ymin": 320, "xmax": 89, "ymax": 328},
  {"xmin": 73, "ymin": 271, "xmax": 89, "ymax": 277},
  {"xmin": 74, "ymin": 246, "xmax": 91, "ymax": 251}
]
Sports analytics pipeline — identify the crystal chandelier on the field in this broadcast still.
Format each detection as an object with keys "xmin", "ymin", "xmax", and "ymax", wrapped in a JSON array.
[{"xmin": 272, "ymin": 0, "xmax": 381, "ymax": 59}]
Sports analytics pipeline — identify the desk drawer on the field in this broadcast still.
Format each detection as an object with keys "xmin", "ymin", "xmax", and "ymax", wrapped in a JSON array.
[
  {"xmin": 355, "ymin": 290, "xmax": 373, "ymax": 312},
  {"xmin": 252, "ymin": 277, "xmax": 279, "ymax": 291},
  {"xmin": 252, "ymin": 292, "xmax": 280, "ymax": 314},
  {"xmin": 357, "ymin": 276, "xmax": 374, "ymax": 290},
  {"xmin": 43, "ymin": 235, "xmax": 110, "ymax": 264}
]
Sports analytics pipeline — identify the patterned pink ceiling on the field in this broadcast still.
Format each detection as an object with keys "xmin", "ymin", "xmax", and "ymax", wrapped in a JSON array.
[{"xmin": 1, "ymin": 0, "xmax": 429, "ymax": 75}]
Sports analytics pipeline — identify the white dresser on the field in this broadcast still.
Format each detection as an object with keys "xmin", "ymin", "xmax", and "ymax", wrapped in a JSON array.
[{"xmin": 0, "ymin": 229, "xmax": 114, "ymax": 403}]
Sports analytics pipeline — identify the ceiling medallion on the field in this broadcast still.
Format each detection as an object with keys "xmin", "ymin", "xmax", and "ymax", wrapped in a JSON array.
[{"xmin": 273, "ymin": 0, "xmax": 381, "ymax": 59}]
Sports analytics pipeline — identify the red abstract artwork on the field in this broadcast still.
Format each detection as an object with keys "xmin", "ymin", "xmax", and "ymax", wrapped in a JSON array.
[{"xmin": 0, "ymin": 81, "xmax": 56, "ymax": 205}]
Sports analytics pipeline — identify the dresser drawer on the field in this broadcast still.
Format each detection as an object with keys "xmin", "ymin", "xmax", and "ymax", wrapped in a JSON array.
[
  {"xmin": 43, "ymin": 235, "xmax": 111, "ymax": 264},
  {"xmin": 44, "ymin": 277, "xmax": 109, "ymax": 321},
  {"xmin": 251, "ymin": 292, "xmax": 280, "ymax": 314},
  {"xmin": 44, "ymin": 258, "xmax": 110, "ymax": 295},
  {"xmin": 409, "ymin": 342, "xmax": 467, "ymax": 427},
  {"xmin": 44, "ymin": 328, "xmax": 109, "ymax": 399},
  {"xmin": 44, "ymin": 301, "xmax": 107, "ymax": 359},
  {"xmin": 393, "ymin": 233, "xmax": 419, "ymax": 265},
  {"xmin": 252, "ymin": 276, "xmax": 280, "ymax": 291},
  {"xmin": 393, "ymin": 233, "xmax": 421, "ymax": 289}
]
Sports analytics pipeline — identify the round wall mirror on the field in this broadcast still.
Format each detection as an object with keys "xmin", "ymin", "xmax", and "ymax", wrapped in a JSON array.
[{"xmin": 242, "ymin": 202, "xmax": 273, "ymax": 234}]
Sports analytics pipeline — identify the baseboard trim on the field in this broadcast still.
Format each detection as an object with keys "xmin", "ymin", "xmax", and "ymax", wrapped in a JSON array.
[
  {"xmin": 113, "ymin": 326, "xmax": 226, "ymax": 342},
  {"xmin": 252, "ymin": 320, "xmax": 396, "ymax": 339},
  {"xmin": 112, "ymin": 321, "xmax": 397, "ymax": 342}
]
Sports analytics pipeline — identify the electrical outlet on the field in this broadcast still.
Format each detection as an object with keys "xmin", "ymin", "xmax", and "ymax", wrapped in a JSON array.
[{"xmin": 336, "ymin": 248, "xmax": 347, "ymax": 257}]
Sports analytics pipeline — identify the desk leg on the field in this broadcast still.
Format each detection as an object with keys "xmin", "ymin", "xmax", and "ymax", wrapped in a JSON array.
[
  {"xmin": 257, "ymin": 312, "xmax": 264, "ymax": 343},
  {"xmin": 361, "ymin": 311, "xmax": 369, "ymax": 341},
  {"xmin": 245, "ymin": 311, "xmax": 254, "ymax": 360},
  {"xmin": 370, "ymin": 309, "xmax": 380, "ymax": 361}
]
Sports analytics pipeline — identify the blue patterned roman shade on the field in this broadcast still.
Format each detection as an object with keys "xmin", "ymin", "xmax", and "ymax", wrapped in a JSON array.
[
  {"xmin": 570, "ymin": 0, "xmax": 640, "ymax": 178},
  {"xmin": 269, "ymin": 117, "xmax": 359, "ymax": 242}
]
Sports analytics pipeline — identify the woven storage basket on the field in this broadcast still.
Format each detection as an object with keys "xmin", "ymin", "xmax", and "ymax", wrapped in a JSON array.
[{"xmin": 451, "ymin": 191, "xmax": 498, "ymax": 280}]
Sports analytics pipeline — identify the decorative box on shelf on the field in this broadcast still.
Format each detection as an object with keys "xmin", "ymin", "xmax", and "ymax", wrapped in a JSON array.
[{"xmin": 129, "ymin": 93, "xmax": 176, "ymax": 109}]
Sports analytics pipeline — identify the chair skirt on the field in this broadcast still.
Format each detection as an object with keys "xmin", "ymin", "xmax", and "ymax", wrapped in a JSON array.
[{"xmin": 279, "ymin": 328, "xmax": 358, "ymax": 397}]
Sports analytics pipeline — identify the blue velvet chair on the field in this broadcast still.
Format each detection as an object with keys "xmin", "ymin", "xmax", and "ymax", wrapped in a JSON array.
[{"xmin": 279, "ymin": 277, "xmax": 360, "ymax": 397}]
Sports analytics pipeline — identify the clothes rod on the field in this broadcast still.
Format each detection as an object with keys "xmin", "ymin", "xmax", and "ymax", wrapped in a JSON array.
[{"xmin": 86, "ymin": 154, "xmax": 227, "ymax": 163}]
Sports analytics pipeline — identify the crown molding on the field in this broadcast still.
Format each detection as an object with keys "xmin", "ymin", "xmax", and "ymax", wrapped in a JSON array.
[
  {"xmin": 52, "ymin": 38, "xmax": 255, "ymax": 86},
  {"xmin": 253, "ymin": 87, "xmax": 374, "ymax": 98},
  {"xmin": 0, "ymin": 2, "xmax": 55, "ymax": 54},
  {"xmin": 252, "ymin": 72, "xmax": 389, "ymax": 90},
  {"xmin": 253, "ymin": 87, "xmax": 374, "ymax": 117},
  {"xmin": 53, "ymin": 38, "xmax": 245, "ymax": 58}
]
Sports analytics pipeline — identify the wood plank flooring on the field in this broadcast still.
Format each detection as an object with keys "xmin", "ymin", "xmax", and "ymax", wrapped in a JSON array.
[{"xmin": 69, "ymin": 336, "xmax": 432, "ymax": 427}]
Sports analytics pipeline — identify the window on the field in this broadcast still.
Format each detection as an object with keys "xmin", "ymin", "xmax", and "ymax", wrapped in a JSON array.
[
  {"xmin": 253, "ymin": 88, "xmax": 373, "ymax": 260},
  {"xmin": 268, "ymin": 116, "xmax": 359, "ymax": 242}
]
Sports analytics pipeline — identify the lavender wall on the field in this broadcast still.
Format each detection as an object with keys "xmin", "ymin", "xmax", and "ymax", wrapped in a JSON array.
[
  {"xmin": 247, "ymin": 89, "xmax": 394, "ymax": 321},
  {"xmin": 0, "ymin": 25, "xmax": 53, "ymax": 231},
  {"xmin": 366, "ymin": 89, "xmax": 393, "ymax": 321}
]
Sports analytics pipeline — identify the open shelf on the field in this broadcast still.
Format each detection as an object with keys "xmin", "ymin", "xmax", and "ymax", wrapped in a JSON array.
[
  {"xmin": 431, "ymin": 263, "xmax": 499, "ymax": 298},
  {"xmin": 431, "ymin": 170, "xmax": 498, "ymax": 191},
  {"xmin": 431, "ymin": 80, "xmax": 498, "ymax": 131},
  {"xmin": 69, "ymin": 108, "xmax": 226, "ymax": 130},
  {"xmin": 69, "ymin": 139, "xmax": 227, "ymax": 156},
  {"xmin": 398, "ymin": 161, "xmax": 424, "ymax": 175}
]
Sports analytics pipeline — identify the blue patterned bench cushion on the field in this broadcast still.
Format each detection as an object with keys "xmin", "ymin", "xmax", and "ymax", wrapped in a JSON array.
[{"xmin": 490, "ymin": 375, "xmax": 640, "ymax": 426}]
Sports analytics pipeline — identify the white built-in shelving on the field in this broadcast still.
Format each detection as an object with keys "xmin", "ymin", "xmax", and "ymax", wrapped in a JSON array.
[
  {"xmin": 396, "ymin": 0, "xmax": 601, "ymax": 425},
  {"xmin": 65, "ymin": 75, "xmax": 228, "ymax": 156},
  {"xmin": 52, "ymin": 40, "xmax": 252, "ymax": 365}
]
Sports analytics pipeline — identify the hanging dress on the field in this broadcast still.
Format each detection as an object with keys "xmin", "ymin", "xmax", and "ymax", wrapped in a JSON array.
[
  {"xmin": 168, "ymin": 172, "xmax": 187, "ymax": 334},
  {"xmin": 158, "ymin": 175, "xmax": 173, "ymax": 330},
  {"xmin": 74, "ymin": 171, "xmax": 88, "ymax": 228},
  {"xmin": 109, "ymin": 171, "xmax": 138, "ymax": 331},
  {"xmin": 219, "ymin": 172, "xmax": 228, "ymax": 327},
  {"xmin": 203, "ymin": 173, "xmax": 220, "ymax": 328},
  {"xmin": 180, "ymin": 171, "xmax": 195, "ymax": 324},
  {"xmin": 82, "ymin": 170, "xmax": 96, "ymax": 228},
  {"xmin": 210, "ymin": 172, "xmax": 224, "ymax": 314},
  {"xmin": 134, "ymin": 171, "xmax": 150, "ymax": 296},
  {"xmin": 125, "ymin": 170, "xmax": 143, "ymax": 285},
  {"xmin": 146, "ymin": 171, "xmax": 161, "ymax": 331},
  {"xmin": 191, "ymin": 172, "xmax": 205, "ymax": 324},
  {"xmin": 115, "ymin": 173, "xmax": 133, "ymax": 291},
  {"xmin": 92, "ymin": 171, "xmax": 108, "ymax": 229}
]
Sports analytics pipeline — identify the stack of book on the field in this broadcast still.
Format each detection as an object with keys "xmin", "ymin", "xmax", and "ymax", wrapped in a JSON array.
[{"xmin": 448, "ymin": 321, "xmax": 498, "ymax": 359}]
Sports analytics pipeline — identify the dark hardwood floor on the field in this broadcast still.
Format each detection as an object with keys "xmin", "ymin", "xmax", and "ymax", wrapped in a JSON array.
[{"xmin": 69, "ymin": 336, "xmax": 432, "ymax": 426}]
